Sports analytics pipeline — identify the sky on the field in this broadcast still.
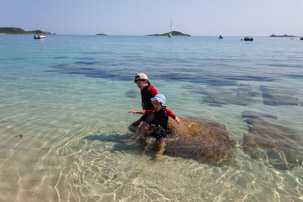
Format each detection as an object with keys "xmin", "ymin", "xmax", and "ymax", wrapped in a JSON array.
[{"xmin": 0, "ymin": 0, "xmax": 302, "ymax": 36}]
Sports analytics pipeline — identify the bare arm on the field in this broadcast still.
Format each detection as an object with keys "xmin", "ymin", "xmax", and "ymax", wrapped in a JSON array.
[
  {"xmin": 166, "ymin": 109, "xmax": 181, "ymax": 125},
  {"xmin": 175, "ymin": 116, "xmax": 181, "ymax": 124},
  {"xmin": 128, "ymin": 110, "xmax": 146, "ymax": 114}
]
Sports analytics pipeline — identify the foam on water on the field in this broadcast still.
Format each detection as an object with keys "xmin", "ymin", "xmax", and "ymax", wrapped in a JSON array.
[{"xmin": 0, "ymin": 35, "xmax": 303, "ymax": 201}]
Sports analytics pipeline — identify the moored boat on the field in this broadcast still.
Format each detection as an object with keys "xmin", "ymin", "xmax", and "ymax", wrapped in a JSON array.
[
  {"xmin": 34, "ymin": 35, "xmax": 46, "ymax": 39},
  {"xmin": 243, "ymin": 36, "xmax": 253, "ymax": 41}
]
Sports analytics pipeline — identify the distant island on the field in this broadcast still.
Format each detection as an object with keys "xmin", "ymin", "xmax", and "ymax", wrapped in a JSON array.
[
  {"xmin": 148, "ymin": 31, "xmax": 191, "ymax": 36},
  {"xmin": 96, "ymin": 33, "xmax": 107, "ymax": 36},
  {"xmin": 0, "ymin": 27, "xmax": 52, "ymax": 35},
  {"xmin": 269, "ymin": 34, "xmax": 296, "ymax": 37}
]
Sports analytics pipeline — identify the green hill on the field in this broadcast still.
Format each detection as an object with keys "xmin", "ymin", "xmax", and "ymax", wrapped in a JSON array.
[
  {"xmin": 148, "ymin": 31, "xmax": 191, "ymax": 36},
  {"xmin": 27, "ymin": 30, "xmax": 51, "ymax": 35},
  {"xmin": 0, "ymin": 27, "xmax": 28, "ymax": 34},
  {"xmin": 0, "ymin": 27, "xmax": 51, "ymax": 35}
]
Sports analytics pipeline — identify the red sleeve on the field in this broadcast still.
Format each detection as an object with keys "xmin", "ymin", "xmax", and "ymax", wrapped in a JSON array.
[
  {"xmin": 145, "ymin": 109, "xmax": 155, "ymax": 114},
  {"xmin": 165, "ymin": 109, "xmax": 176, "ymax": 119},
  {"xmin": 148, "ymin": 86, "xmax": 158, "ymax": 97}
]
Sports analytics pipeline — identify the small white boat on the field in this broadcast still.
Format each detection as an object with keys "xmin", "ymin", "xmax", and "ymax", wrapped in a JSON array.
[{"xmin": 34, "ymin": 35, "xmax": 46, "ymax": 39}]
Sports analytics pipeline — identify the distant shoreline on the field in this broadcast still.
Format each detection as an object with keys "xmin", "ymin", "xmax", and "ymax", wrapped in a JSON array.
[
  {"xmin": 269, "ymin": 34, "xmax": 296, "ymax": 37},
  {"xmin": 0, "ymin": 33, "xmax": 32, "ymax": 35},
  {"xmin": 0, "ymin": 27, "xmax": 52, "ymax": 35},
  {"xmin": 0, "ymin": 32, "xmax": 302, "ymax": 38}
]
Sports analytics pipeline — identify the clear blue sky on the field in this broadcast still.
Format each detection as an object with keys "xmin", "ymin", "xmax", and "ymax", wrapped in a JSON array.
[{"xmin": 1, "ymin": 0, "xmax": 302, "ymax": 36}]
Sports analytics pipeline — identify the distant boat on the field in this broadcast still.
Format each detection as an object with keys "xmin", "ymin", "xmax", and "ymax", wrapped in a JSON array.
[
  {"xmin": 34, "ymin": 35, "xmax": 46, "ymax": 39},
  {"xmin": 218, "ymin": 35, "xmax": 223, "ymax": 39},
  {"xmin": 243, "ymin": 36, "xmax": 253, "ymax": 41},
  {"xmin": 168, "ymin": 20, "xmax": 172, "ymax": 38}
]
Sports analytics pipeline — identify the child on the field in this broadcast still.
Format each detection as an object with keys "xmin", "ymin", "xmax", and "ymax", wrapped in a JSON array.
[
  {"xmin": 124, "ymin": 73, "xmax": 158, "ymax": 145},
  {"xmin": 128, "ymin": 94, "xmax": 181, "ymax": 156}
]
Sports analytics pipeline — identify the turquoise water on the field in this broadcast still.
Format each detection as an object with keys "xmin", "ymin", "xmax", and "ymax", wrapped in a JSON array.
[{"xmin": 0, "ymin": 35, "xmax": 303, "ymax": 201}]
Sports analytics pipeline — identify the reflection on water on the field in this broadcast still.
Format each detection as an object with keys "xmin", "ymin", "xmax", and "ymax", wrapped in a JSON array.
[{"xmin": 0, "ymin": 35, "xmax": 303, "ymax": 201}]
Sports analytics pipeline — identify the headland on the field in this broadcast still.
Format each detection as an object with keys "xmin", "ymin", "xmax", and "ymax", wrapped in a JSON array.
[{"xmin": 0, "ymin": 27, "xmax": 52, "ymax": 35}]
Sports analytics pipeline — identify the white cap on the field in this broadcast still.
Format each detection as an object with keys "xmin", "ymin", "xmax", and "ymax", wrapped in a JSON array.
[{"xmin": 134, "ymin": 73, "xmax": 148, "ymax": 81}]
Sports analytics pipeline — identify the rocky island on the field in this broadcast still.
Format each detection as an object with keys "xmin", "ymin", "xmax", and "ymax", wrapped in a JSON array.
[
  {"xmin": 0, "ymin": 27, "xmax": 52, "ymax": 35},
  {"xmin": 269, "ymin": 34, "xmax": 296, "ymax": 37},
  {"xmin": 148, "ymin": 31, "xmax": 191, "ymax": 36}
]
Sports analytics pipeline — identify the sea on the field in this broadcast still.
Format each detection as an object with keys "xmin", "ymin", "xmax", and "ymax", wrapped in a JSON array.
[{"xmin": 0, "ymin": 35, "xmax": 303, "ymax": 201}]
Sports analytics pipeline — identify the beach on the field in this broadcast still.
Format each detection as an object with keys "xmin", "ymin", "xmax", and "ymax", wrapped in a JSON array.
[{"xmin": 0, "ymin": 35, "xmax": 303, "ymax": 201}]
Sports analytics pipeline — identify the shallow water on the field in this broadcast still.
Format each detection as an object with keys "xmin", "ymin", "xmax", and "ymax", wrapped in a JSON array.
[{"xmin": 0, "ymin": 35, "xmax": 303, "ymax": 201}]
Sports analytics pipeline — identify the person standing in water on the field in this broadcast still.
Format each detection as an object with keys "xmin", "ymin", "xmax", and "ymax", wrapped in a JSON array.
[
  {"xmin": 128, "ymin": 94, "xmax": 181, "ymax": 156},
  {"xmin": 124, "ymin": 73, "xmax": 158, "ymax": 145}
]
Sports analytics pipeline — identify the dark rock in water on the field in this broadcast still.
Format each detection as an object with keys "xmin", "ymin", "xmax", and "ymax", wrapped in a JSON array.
[
  {"xmin": 160, "ymin": 74, "xmax": 237, "ymax": 86},
  {"xmin": 260, "ymin": 85, "xmax": 298, "ymax": 106},
  {"xmin": 242, "ymin": 111, "xmax": 278, "ymax": 120},
  {"xmin": 182, "ymin": 85, "xmax": 204, "ymax": 94},
  {"xmin": 202, "ymin": 87, "xmax": 244, "ymax": 105},
  {"xmin": 164, "ymin": 117, "xmax": 236, "ymax": 165},
  {"xmin": 237, "ymin": 84, "xmax": 258, "ymax": 97},
  {"xmin": 236, "ymin": 84, "xmax": 258, "ymax": 103},
  {"xmin": 285, "ymin": 74, "xmax": 303, "ymax": 79},
  {"xmin": 226, "ymin": 75, "xmax": 274, "ymax": 82},
  {"xmin": 125, "ymin": 90, "xmax": 137, "ymax": 98},
  {"xmin": 201, "ymin": 85, "xmax": 256, "ymax": 106},
  {"xmin": 243, "ymin": 117, "xmax": 303, "ymax": 169}
]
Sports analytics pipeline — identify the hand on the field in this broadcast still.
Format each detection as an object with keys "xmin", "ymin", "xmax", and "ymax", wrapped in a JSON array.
[
  {"xmin": 175, "ymin": 117, "xmax": 181, "ymax": 124},
  {"xmin": 128, "ymin": 110, "xmax": 137, "ymax": 113}
]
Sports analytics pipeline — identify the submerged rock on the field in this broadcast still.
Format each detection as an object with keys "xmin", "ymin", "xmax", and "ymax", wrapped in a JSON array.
[
  {"xmin": 243, "ymin": 117, "xmax": 303, "ymax": 169},
  {"xmin": 260, "ymin": 85, "xmax": 298, "ymax": 106},
  {"xmin": 164, "ymin": 117, "xmax": 236, "ymax": 165},
  {"xmin": 200, "ymin": 85, "xmax": 257, "ymax": 106},
  {"xmin": 125, "ymin": 90, "xmax": 137, "ymax": 98},
  {"xmin": 242, "ymin": 110, "xmax": 278, "ymax": 120},
  {"xmin": 237, "ymin": 84, "xmax": 258, "ymax": 98},
  {"xmin": 202, "ymin": 87, "xmax": 242, "ymax": 105}
]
